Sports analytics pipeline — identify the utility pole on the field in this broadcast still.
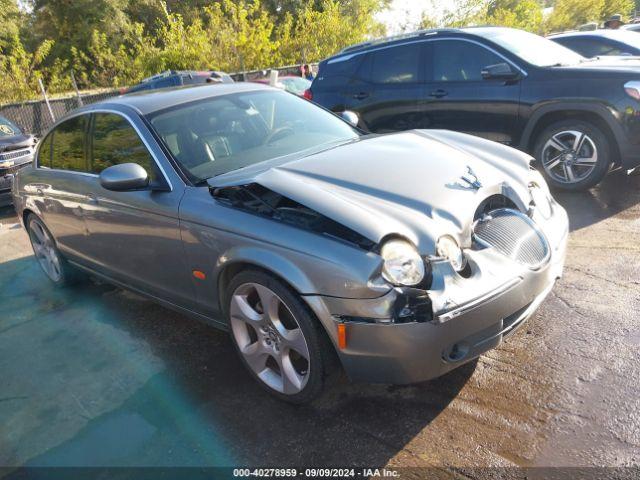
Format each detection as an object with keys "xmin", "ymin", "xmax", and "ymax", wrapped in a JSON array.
[{"xmin": 38, "ymin": 78, "xmax": 55, "ymax": 123}]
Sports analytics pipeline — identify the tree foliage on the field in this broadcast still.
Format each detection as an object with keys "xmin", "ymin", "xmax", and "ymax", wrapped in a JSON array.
[{"xmin": 1, "ymin": 0, "xmax": 387, "ymax": 102}]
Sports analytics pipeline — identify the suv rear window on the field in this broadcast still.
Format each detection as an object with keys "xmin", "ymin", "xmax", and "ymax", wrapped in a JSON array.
[{"xmin": 368, "ymin": 43, "xmax": 421, "ymax": 84}]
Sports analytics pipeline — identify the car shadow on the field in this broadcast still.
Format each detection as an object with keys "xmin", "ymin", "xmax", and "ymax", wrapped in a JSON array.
[
  {"xmin": 0, "ymin": 205, "xmax": 18, "ymax": 223},
  {"xmin": 0, "ymin": 254, "xmax": 475, "ymax": 470},
  {"xmin": 552, "ymin": 169, "xmax": 640, "ymax": 232}
]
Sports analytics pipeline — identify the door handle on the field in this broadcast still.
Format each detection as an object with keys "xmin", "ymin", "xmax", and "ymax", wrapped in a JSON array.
[
  {"xmin": 86, "ymin": 193, "xmax": 99, "ymax": 204},
  {"xmin": 353, "ymin": 92, "xmax": 370, "ymax": 100},
  {"xmin": 429, "ymin": 89, "xmax": 448, "ymax": 98}
]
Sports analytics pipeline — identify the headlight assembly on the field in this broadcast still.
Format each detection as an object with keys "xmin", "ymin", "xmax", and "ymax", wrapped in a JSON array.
[
  {"xmin": 380, "ymin": 238, "xmax": 425, "ymax": 286},
  {"xmin": 437, "ymin": 235, "xmax": 466, "ymax": 271}
]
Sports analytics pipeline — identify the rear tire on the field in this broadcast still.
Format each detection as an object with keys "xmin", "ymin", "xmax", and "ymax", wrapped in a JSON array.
[
  {"xmin": 533, "ymin": 119, "xmax": 611, "ymax": 191},
  {"xmin": 225, "ymin": 269, "xmax": 329, "ymax": 404},
  {"xmin": 26, "ymin": 214, "xmax": 84, "ymax": 286}
]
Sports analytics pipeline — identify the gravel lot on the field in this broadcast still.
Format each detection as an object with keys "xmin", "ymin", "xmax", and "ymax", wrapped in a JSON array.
[{"xmin": 0, "ymin": 170, "xmax": 639, "ymax": 474}]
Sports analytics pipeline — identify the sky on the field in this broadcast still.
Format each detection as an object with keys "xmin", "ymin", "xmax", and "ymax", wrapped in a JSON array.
[{"xmin": 376, "ymin": 0, "xmax": 437, "ymax": 34}]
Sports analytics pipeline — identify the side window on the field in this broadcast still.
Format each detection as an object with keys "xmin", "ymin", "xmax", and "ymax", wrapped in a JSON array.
[
  {"xmin": 559, "ymin": 38, "xmax": 622, "ymax": 57},
  {"xmin": 51, "ymin": 115, "xmax": 87, "ymax": 172},
  {"xmin": 37, "ymin": 132, "xmax": 53, "ymax": 168},
  {"xmin": 368, "ymin": 43, "xmax": 421, "ymax": 84},
  {"xmin": 432, "ymin": 40, "xmax": 504, "ymax": 82},
  {"xmin": 90, "ymin": 113, "xmax": 156, "ymax": 180}
]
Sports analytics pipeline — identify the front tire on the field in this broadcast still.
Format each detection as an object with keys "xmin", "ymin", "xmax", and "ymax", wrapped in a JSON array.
[
  {"xmin": 225, "ymin": 269, "xmax": 328, "ymax": 404},
  {"xmin": 27, "ymin": 214, "xmax": 83, "ymax": 286},
  {"xmin": 533, "ymin": 120, "xmax": 611, "ymax": 191}
]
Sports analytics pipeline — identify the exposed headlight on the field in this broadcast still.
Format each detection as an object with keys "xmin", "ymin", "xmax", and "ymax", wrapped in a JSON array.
[
  {"xmin": 437, "ymin": 235, "xmax": 466, "ymax": 271},
  {"xmin": 380, "ymin": 239, "xmax": 425, "ymax": 286}
]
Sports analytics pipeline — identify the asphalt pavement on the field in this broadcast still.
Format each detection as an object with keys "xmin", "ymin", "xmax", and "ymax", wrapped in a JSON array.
[{"xmin": 0, "ymin": 169, "xmax": 638, "ymax": 476}]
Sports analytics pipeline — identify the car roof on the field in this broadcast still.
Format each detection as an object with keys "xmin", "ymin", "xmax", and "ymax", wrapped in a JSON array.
[
  {"xmin": 84, "ymin": 82, "xmax": 270, "ymax": 116},
  {"xmin": 332, "ymin": 26, "xmax": 517, "ymax": 59},
  {"xmin": 549, "ymin": 29, "xmax": 637, "ymax": 40}
]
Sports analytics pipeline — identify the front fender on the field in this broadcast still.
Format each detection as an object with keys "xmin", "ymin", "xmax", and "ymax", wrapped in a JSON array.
[
  {"xmin": 519, "ymin": 101, "xmax": 624, "ymax": 152},
  {"xmin": 216, "ymin": 245, "xmax": 318, "ymax": 297}
]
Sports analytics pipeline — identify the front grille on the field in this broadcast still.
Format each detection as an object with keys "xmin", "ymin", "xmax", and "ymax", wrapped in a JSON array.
[
  {"xmin": 473, "ymin": 208, "xmax": 550, "ymax": 269},
  {"xmin": 0, "ymin": 161, "xmax": 32, "ymax": 176},
  {"xmin": 0, "ymin": 148, "xmax": 32, "ymax": 161}
]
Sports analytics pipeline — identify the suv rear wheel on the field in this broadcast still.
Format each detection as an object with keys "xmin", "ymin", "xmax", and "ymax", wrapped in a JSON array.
[{"xmin": 533, "ymin": 120, "xmax": 611, "ymax": 190}]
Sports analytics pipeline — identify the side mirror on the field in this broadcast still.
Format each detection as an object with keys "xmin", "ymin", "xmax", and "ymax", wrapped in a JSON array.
[
  {"xmin": 481, "ymin": 62, "xmax": 519, "ymax": 80},
  {"xmin": 99, "ymin": 163, "xmax": 149, "ymax": 191},
  {"xmin": 340, "ymin": 110, "xmax": 359, "ymax": 127}
]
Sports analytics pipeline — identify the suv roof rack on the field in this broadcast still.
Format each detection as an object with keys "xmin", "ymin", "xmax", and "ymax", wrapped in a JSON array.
[{"xmin": 339, "ymin": 28, "xmax": 460, "ymax": 54}]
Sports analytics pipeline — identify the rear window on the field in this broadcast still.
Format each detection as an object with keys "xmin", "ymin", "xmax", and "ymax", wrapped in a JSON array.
[
  {"xmin": 315, "ymin": 55, "xmax": 363, "ymax": 87},
  {"xmin": 368, "ymin": 43, "xmax": 421, "ymax": 84}
]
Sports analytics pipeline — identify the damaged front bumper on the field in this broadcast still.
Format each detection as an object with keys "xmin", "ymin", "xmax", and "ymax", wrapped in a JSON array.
[{"xmin": 304, "ymin": 204, "xmax": 569, "ymax": 385}]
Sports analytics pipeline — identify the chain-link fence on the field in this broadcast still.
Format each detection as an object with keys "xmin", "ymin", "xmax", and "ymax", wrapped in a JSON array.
[
  {"xmin": 0, "ymin": 63, "xmax": 317, "ymax": 137},
  {"xmin": 0, "ymin": 90, "xmax": 120, "ymax": 137}
]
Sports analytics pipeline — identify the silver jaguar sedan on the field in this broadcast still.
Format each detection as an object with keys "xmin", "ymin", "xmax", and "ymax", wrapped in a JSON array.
[{"xmin": 12, "ymin": 83, "xmax": 568, "ymax": 403}]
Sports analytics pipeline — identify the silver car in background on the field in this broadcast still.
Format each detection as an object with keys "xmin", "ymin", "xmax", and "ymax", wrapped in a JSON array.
[{"xmin": 12, "ymin": 84, "xmax": 568, "ymax": 403}]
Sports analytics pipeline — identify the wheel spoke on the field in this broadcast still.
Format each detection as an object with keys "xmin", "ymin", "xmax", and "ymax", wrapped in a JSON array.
[
  {"xmin": 282, "ymin": 328, "xmax": 309, "ymax": 360},
  {"xmin": 564, "ymin": 164, "xmax": 576, "ymax": 182},
  {"xmin": 254, "ymin": 284, "xmax": 280, "ymax": 323},
  {"xmin": 242, "ymin": 342, "xmax": 270, "ymax": 374},
  {"xmin": 278, "ymin": 352, "xmax": 304, "ymax": 394},
  {"xmin": 544, "ymin": 153, "xmax": 563, "ymax": 169},
  {"xmin": 572, "ymin": 132, "xmax": 586, "ymax": 153},
  {"xmin": 548, "ymin": 135, "xmax": 568, "ymax": 152},
  {"xmin": 31, "ymin": 224, "xmax": 45, "ymax": 244},
  {"xmin": 230, "ymin": 293, "xmax": 263, "ymax": 324},
  {"xmin": 575, "ymin": 154, "xmax": 597, "ymax": 165}
]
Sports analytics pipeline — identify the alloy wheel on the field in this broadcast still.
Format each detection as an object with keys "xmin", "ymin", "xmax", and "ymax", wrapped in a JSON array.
[
  {"xmin": 229, "ymin": 282, "xmax": 311, "ymax": 395},
  {"xmin": 541, "ymin": 130, "xmax": 598, "ymax": 184},
  {"xmin": 28, "ymin": 220, "xmax": 62, "ymax": 282}
]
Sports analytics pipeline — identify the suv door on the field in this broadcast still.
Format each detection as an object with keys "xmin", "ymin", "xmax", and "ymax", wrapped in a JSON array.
[
  {"xmin": 350, "ymin": 42, "xmax": 427, "ymax": 132},
  {"xmin": 81, "ymin": 111, "xmax": 195, "ymax": 308},
  {"xmin": 423, "ymin": 39, "xmax": 522, "ymax": 145},
  {"xmin": 31, "ymin": 114, "xmax": 94, "ymax": 260}
]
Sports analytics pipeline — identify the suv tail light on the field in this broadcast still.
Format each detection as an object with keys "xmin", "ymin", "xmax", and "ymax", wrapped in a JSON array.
[{"xmin": 303, "ymin": 89, "xmax": 313, "ymax": 101}]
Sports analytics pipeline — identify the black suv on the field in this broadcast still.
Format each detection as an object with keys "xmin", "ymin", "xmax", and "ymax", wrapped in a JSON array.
[
  {"xmin": 0, "ymin": 116, "xmax": 35, "ymax": 207},
  {"xmin": 308, "ymin": 26, "xmax": 640, "ymax": 190}
]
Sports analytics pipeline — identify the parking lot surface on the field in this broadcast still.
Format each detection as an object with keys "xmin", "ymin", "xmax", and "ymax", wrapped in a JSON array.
[{"xmin": 1, "ymin": 170, "xmax": 639, "ymax": 474}]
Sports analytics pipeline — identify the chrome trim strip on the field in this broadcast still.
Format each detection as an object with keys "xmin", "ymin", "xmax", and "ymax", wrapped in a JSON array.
[
  {"xmin": 435, "ymin": 276, "xmax": 521, "ymax": 323},
  {"xmin": 35, "ymin": 107, "xmax": 174, "ymax": 191}
]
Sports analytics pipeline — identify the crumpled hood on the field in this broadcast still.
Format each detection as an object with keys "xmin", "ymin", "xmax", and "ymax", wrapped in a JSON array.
[{"xmin": 209, "ymin": 130, "xmax": 535, "ymax": 254}]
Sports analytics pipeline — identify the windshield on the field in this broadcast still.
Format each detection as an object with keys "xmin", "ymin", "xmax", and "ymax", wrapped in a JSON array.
[
  {"xmin": 475, "ymin": 28, "xmax": 585, "ymax": 67},
  {"xmin": 598, "ymin": 30, "xmax": 640, "ymax": 50},
  {"xmin": 148, "ymin": 90, "xmax": 359, "ymax": 182},
  {"xmin": 0, "ymin": 116, "xmax": 22, "ymax": 137},
  {"xmin": 280, "ymin": 77, "xmax": 312, "ymax": 95}
]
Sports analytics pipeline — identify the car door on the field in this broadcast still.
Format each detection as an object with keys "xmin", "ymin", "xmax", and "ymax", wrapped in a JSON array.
[
  {"xmin": 80, "ymin": 110, "xmax": 195, "ymax": 308},
  {"xmin": 348, "ymin": 42, "xmax": 428, "ymax": 133},
  {"xmin": 423, "ymin": 39, "xmax": 522, "ymax": 145},
  {"xmin": 29, "ymin": 114, "xmax": 96, "ymax": 261}
]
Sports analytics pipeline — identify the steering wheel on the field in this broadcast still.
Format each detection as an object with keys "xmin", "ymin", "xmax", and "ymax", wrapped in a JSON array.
[{"xmin": 263, "ymin": 126, "xmax": 295, "ymax": 145}]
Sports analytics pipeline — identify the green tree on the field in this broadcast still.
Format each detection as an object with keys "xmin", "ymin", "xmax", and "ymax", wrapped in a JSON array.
[{"xmin": 0, "ymin": 0, "xmax": 25, "ymax": 50}]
